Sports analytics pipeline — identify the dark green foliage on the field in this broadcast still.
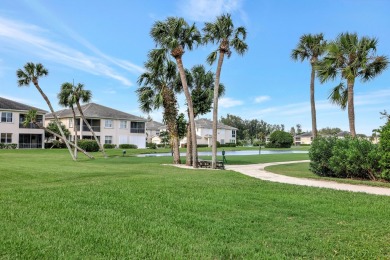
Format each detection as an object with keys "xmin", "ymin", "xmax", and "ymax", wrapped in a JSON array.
[
  {"xmin": 176, "ymin": 113, "xmax": 187, "ymax": 139},
  {"xmin": 310, "ymin": 137, "xmax": 383, "ymax": 180},
  {"xmin": 119, "ymin": 144, "xmax": 138, "ymax": 149},
  {"xmin": 44, "ymin": 141, "xmax": 66, "ymax": 149},
  {"xmin": 45, "ymin": 121, "xmax": 70, "ymax": 140},
  {"xmin": 379, "ymin": 120, "xmax": 390, "ymax": 180},
  {"xmin": 78, "ymin": 139, "xmax": 100, "ymax": 152},
  {"xmin": 103, "ymin": 144, "xmax": 116, "ymax": 149},
  {"xmin": 0, "ymin": 143, "xmax": 17, "ymax": 149},
  {"xmin": 146, "ymin": 142, "xmax": 157, "ymax": 149},
  {"xmin": 265, "ymin": 131, "xmax": 293, "ymax": 148}
]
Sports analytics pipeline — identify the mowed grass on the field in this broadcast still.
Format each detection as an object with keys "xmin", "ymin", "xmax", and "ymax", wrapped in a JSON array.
[
  {"xmin": 266, "ymin": 162, "xmax": 390, "ymax": 188},
  {"xmin": 1, "ymin": 149, "xmax": 390, "ymax": 258}
]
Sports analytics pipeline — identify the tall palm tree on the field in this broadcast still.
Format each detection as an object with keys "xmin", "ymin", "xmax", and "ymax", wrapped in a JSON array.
[
  {"xmin": 150, "ymin": 17, "xmax": 201, "ymax": 168},
  {"xmin": 291, "ymin": 33, "xmax": 327, "ymax": 138},
  {"xmin": 185, "ymin": 65, "xmax": 225, "ymax": 165},
  {"xmin": 16, "ymin": 62, "xmax": 76, "ymax": 161},
  {"xmin": 316, "ymin": 32, "xmax": 389, "ymax": 136},
  {"xmin": 203, "ymin": 13, "xmax": 248, "ymax": 169},
  {"xmin": 58, "ymin": 82, "xmax": 79, "ymax": 158},
  {"xmin": 137, "ymin": 50, "xmax": 182, "ymax": 164},
  {"xmin": 73, "ymin": 83, "xmax": 107, "ymax": 158},
  {"xmin": 23, "ymin": 109, "xmax": 94, "ymax": 159}
]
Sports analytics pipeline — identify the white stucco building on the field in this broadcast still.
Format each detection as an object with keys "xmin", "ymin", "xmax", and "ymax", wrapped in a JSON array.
[
  {"xmin": 0, "ymin": 97, "xmax": 47, "ymax": 148},
  {"xmin": 45, "ymin": 103, "xmax": 147, "ymax": 148}
]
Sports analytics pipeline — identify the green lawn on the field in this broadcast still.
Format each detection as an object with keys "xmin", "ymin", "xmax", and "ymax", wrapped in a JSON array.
[
  {"xmin": 266, "ymin": 162, "xmax": 390, "ymax": 188},
  {"xmin": 1, "ymin": 149, "xmax": 389, "ymax": 258}
]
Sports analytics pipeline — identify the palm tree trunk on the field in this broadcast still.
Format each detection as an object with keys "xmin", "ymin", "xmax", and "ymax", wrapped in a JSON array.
[
  {"xmin": 186, "ymin": 122, "xmax": 192, "ymax": 166},
  {"xmin": 76, "ymin": 101, "xmax": 107, "ymax": 158},
  {"xmin": 347, "ymin": 79, "xmax": 356, "ymax": 137},
  {"xmin": 70, "ymin": 106, "xmax": 78, "ymax": 159},
  {"xmin": 212, "ymin": 51, "xmax": 225, "ymax": 169},
  {"xmin": 310, "ymin": 63, "xmax": 318, "ymax": 138},
  {"xmin": 32, "ymin": 80, "xmax": 76, "ymax": 161},
  {"xmin": 34, "ymin": 122, "xmax": 94, "ymax": 159},
  {"xmin": 172, "ymin": 135, "xmax": 181, "ymax": 164},
  {"xmin": 175, "ymin": 57, "xmax": 198, "ymax": 168}
]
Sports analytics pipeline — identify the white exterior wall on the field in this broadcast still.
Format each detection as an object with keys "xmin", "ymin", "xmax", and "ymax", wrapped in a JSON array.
[
  {"xmin": 0, "ymin": 110, "xmax": 45, "ymax": 148},
  {"xmin": 47, "ymin": 117, "xmax": 146, "ymax": 148}
]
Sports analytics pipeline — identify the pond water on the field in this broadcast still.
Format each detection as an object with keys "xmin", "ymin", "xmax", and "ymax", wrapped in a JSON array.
[{"xmin": 137, "ymin": 150, "xmax": 308, "ymax": 157}]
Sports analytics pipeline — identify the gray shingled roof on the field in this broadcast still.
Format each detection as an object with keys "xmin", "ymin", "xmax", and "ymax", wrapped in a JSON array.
[
  {"xmin": 46, "ymin": 103, "xmax": 146, "ymax": 121},
  {"xmin": 0, "ymin": 97, "xmax": 47, "ymax": 114},
  {"xmin": 146, "ymin": 120, "xmax": 164, "ymax": 130},
  {"xmin": 195, "ymin": 118, "xmax": 238, "ymax": 130},
  {"xmin": 295, "ymin": 132, "xmax": 313, "ymax": 137}
]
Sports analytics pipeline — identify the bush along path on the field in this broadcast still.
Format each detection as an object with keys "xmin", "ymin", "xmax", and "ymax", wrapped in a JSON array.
[{"xmin": 225, "ymin": 161, "xmax": 390, "ymax": 196}]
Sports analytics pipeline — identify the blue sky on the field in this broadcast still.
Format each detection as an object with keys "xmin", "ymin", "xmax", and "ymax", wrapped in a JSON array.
[{"xmin": 1, "ymin": 0, "xmax": 389, "ymax": 135}]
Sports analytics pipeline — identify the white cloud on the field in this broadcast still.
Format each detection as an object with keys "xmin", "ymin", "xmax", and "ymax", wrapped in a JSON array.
[
  {"xmin": 254, "ymin": 95, "xmax": 270, "ymax": 104},
  {"xmin": 219, "ymin": 97, "xmax": 243, "ymax": 108},
  {"xmin": 0, "ymin": 16, "xmax": 138, "ymax": 86},
  {"xmin": 180, "ymin": 0, "xmax": 244, "ymax": 22}
]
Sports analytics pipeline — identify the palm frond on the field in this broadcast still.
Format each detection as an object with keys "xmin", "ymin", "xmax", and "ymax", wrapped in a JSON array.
[{"xmin": 328, "ymin": 82, "xmax": 348, "ymax": 110}]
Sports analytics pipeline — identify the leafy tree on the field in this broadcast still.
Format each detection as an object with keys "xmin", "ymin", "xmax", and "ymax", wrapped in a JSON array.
[
  {"xmin": 16, "ymin": 62, "xmax": 75, "ymax": 160},
  {"xmin": 220, "ymin": 114, "xmax": 246, "ymax": 140},
  {"xmin": 150, "ymin": 17, "xmax": 201, "ymax": 168},
  {"xmin": 159, "ymin": 131, "xmax": 170, "ymax": 148},
  {"xmin": 265, "ymin": 131, "xmax": 294, "ymax": 148},
  {"xmin": 316, "ymin": 32, "xmax": 389, "ymax": 136},
  {"xmin": 296, "ymin": 124, "xmax": 302, "ymax": 134},
  {"xmin": 378, "ymin": 115, "xmax": 390, "ymax": 179},
  {"xmin": 318, "ymin": 127, "xmax": 342, "ymax": 136},
  {"xmin": 203, "ymin": 13, "xmax": 248, "ymax": 168},
  {"xmin": 137, "ymin": 51, "xmax": 182, "ymax": 164},
  {"xmin": 45, "ymin": 121, "xmax": 70, "ymax": 141},
  {"xmin": 292, "ymin": 34, "xmax": 327, "ymax": 138},
  {"xmin": 290, "ymin": 127, "xmax": 296, "ymax": 136}
]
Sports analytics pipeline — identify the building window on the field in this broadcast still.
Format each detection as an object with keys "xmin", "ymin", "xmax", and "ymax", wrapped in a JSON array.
[
  {"xmin": 69, "ymin": 118, "xmax": 73, "ymax": 128},
  {"xmin": 105, "ymin": 136, "xmax": 113, "ymax": 144},
  {"xmin": 232, "ymin": 130, "xmax": 236, "ymax": 138},
  {"xmin": 120, "ymin": 120, "xmax": 127, "ymax": 129},
  {"xmin": 1, "ymin": 133, "xmax": 12, "ymax": 143},
  {"xmin": 230, "ymin": 139, "xmax": 236, "ymax": 144},
  {"xmin": 130, "ymin": 122, "xmax": 145, "ymax": 133},
  {"xmin": 105, "ymin": 119, "xmax": 113, "ymax": 128},
  {"xmin": 1, "ymin": 112, "xmax": 12, "ymax": 123},
  {"xmin": 156, "ymin": 131, "xmax": 160, "ymax": 136}
]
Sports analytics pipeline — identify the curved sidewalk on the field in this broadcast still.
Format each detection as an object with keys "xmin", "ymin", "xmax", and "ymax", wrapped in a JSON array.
[{"xmin": 225, "ymin": 160, "xmax": 390, "ymax": 196}]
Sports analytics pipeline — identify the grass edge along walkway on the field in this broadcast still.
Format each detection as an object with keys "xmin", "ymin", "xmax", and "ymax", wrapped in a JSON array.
[{"xmin": 225, "ymin": 160, "xmax": 390, "ymax": 196}]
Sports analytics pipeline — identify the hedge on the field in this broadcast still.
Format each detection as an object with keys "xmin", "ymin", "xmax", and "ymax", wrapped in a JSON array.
[
  {"xmin": 119, "ymin": 144, "xmax": 138, "ymax": 149},
  {"xmin": 103, "ymin": 144, "xmax": 116, "ymax": 149},
  {"xmin": 78, "ymin": 139, "xmax": 100, "ymax": 152},
  {"xmin": 0, "ymin": 143, "xmax": 17, "ymax": 149}
]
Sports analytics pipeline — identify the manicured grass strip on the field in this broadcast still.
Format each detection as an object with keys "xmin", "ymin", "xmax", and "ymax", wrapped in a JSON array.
[
  {"xmin": 265, "ymin": 162, "xmax": 390, "ymax": 188},
  {"xmin": 1, "ymin": 149, "xmax": 389, "ymax": 258}
]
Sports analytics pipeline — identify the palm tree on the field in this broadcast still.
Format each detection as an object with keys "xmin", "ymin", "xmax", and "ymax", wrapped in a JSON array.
[
  {"xmin": 137, "ymin": 50, "xmax": 182, "ymax": 164},
  {"xmin": 73, "ymin": 83, "xmax": 107, "ymax": 158},
  {"xmin": 203, "ymin": 13, "xmax": 248, "ymax": 169},
  {"xmin": 291, "ymin": 33, "xmax": 327, "ymax": 138},
  {"xmin": 185, "ymin": 65, "xmax": 225, "ymax": 165},
  {"xmin": 58, "ymin": 82, "xmax": 79, "ymax": 158},
  {"xmin": 24, "ymin": 109, "xmax": 94, "ymax": 159},
  {"xmin": 316, "ymin": 32, "xmax": 389, "ymax": 136},
  {"xmin": 150, "ymin": 17, "xmax": 201, "ymax": 168},
  {"xmin": 16, "ymin": 62, "xmax": 76, "ymax": 161}
]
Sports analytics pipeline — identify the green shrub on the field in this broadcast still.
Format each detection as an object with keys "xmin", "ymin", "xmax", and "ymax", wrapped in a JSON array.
[
  {"xmin": 0, "ymin": 143, "xmax": 17, "ymax": 149},
  {"xmin": 379, "ymin": 120, "xmax": 390, "ymax": 180},
  {"xmin": 147, "ymin": 142, "xmax": 157, "ymax": 149},
  {"xmin": 197, "ymin": 144, "xmax": 208, "ymax": 148},
  {"xmin": 0, "ymin": 143, "xmax": 4, "ymax": 149},
  {"xmin": 78, "ymin": 139, "xmax": 100, "ymax": 152},
  {"xmin": 265, "ymin": 131, "xmax": 293, "ymax": 148},
  {"xmin": 220, "ymin": 143, "xmax": 237, "ymax": 147},
  {"xmin": 310, "ymin": 137, "xmax": 382, "ymax": 180},
  {"xmin": 103, "ymin": 144, "xmax": 116, "ymax": 149},
  {"xmin": 119, "ymin": 144, "xmax": 138, "ymax": 149}
]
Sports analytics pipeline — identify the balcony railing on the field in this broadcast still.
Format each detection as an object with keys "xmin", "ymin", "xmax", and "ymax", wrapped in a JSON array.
[
  {"xmin": 76, "ymin": 125, "xmax": 101, "ymax": 132},
  {"xmin": 19, "ymin": 122, "xmax": 43, "ymax": 129}
]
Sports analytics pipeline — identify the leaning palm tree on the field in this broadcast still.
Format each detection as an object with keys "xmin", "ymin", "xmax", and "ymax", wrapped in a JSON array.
[
  {"xmin": 16, "ymin": 62, "xmax": 76, "ymax": 161},
  {"xmin": 137, "ymin": 50, "xmax": 182, "ymax": 164},
  {"xmin": 185, "ymin": 65, "xmax": 225, "ymax": 166},
  {"xmin": 73, "ymin": 83, "xmax": 107, "ymax": 158},
  {"xmin": 203, "ymin": 13, "xmax": 248, "ymax": 168},
  {"xmin": 24, "ymin": 109, "xmax": 94, "ymax": 159},
  {"xmin": 316, "ymin": 32, "xmax": 389, "ymax": 136},
  {"xmin": 291, "ymin": 33, "xmax": 327, "ymax": 138},
  {"xmin": 150, "ymin": 17, "xmax": 201, "ymax": 168},
  {"xmin": 58, "ymin": 82, "xmax": 79, "ymax": 158}
]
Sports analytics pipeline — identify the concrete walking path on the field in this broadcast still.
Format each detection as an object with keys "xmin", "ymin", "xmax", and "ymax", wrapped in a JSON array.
[{"xmin": 225, "ymin": 160, "xmax": 390, "ymax": 196}]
